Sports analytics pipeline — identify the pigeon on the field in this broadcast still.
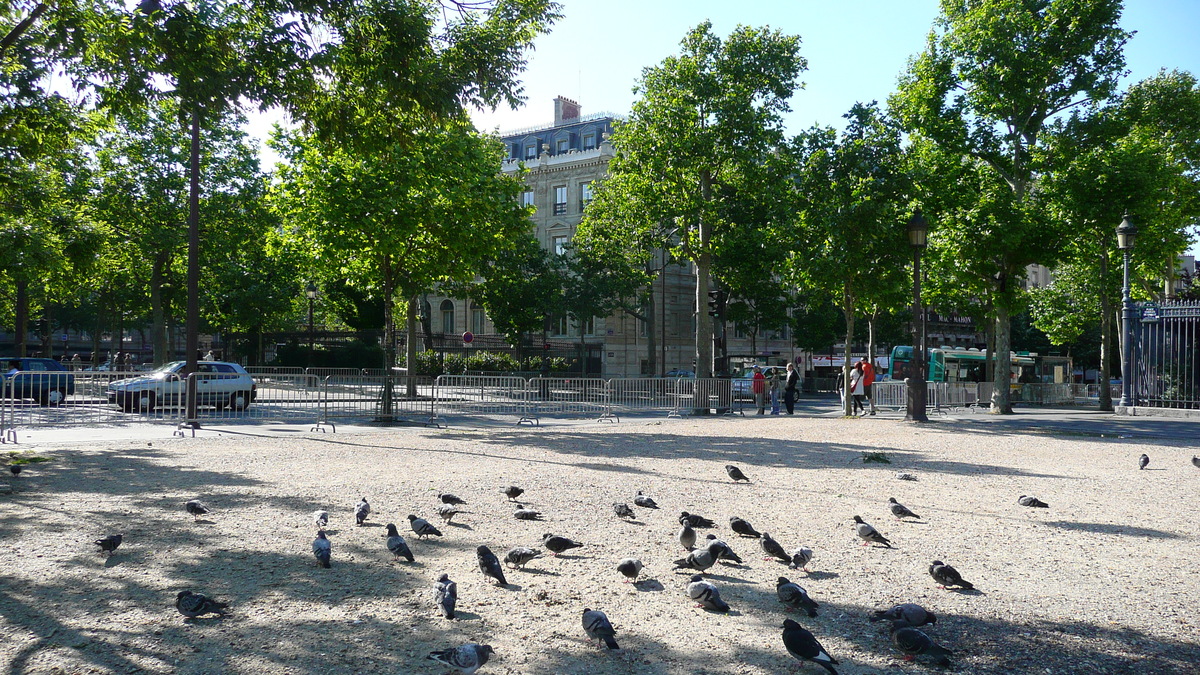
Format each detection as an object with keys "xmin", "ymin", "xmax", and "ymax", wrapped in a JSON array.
[
  {"xmin": 673, "ymin": 541, "xmax": 722, "ymax": 573},
  {"xmin": 704, "ymin": 534, "xmax": 743, "ymax": 564},
  {"xmin": 582, "ymin": 608, "xmax": 619, "ymax": 649},
  {"xmin": 1139, "ymin": 453, "xmax": 1149, "ymax": 470},
  {"xmin": 436, "ymin": 504, "xmax": 463, "ymax": 524},
  {"xmin": 725, "ymin": 464, "xmax": 750, "ymax": 482},
  {"xmin": 1192, "ymin": 456, "xmax": 1200, "ymax": 468},
  {"xmin": 185, "ymin": 500, "xmax": 210, "ymax": 521},
  {"xmin": 476, "ymin": 545, "xmax": 508, "ymax": 585},
  {"xmin": 852, "ymin": 515, "xmax": 892, "ymax": 548},
  {"xmin": 94, "ymin": 534, "xmax": 122, "ymax": 556},
  {"xmin": 634, "ymin": 491, "xmax": 658, "ymax": 508},
  {"xmin": 613, "ymin": 503, "xmax": 635, "ymax": 519},
  {"xmin": 434, "ymin": 573, "xmax": 457, "ymax": 619},
  {"xmin": 679, "ymin": 511, "xmax": 715, "ymax": 528},
  {"xmin": 502, "ymin": 485, "xmax": 524, "ymax": 501},
  {"xmin": 782, "ymin": 619, "xmax": 839, "ymax": 674},
  {"xmin": 895, "ymin": 471, "xmax": 918, "ymax": 481},
  {"xmin": 729, "ymin": 516, "xmax": 761, "ymax": 538},
  {"xmin": 408, "ymin": 514, "xmax": 443, "ymax": 538},
  {"xmin": 384, "ymin": 523, "xmax": 415, "ymax": 562},
  {"xmin": 174, "ymin": 590, "xmax": 228, "ymax": 618},
  {"xmin": 1017, "ymin": 495, "xmax": 1050, "ymax": 508},
  {"xmin": 9, "ymin": 464, "xmax": 21, "ymax": 477},
  {"xmin": 503, "ymin": 546, "xmax": 542, "ymax": 570},
  {"xmin": 543, "ymin": 533, "xmax": 584, "ymax": 556},
  {"xmin": 616, "ymin": 558, "xmax": 643, "ymax": 582},
  {"xmin": 929, "ymin": 560, "xmax": 973, "ymax": 590},
  {"xmin": 312, "ymin": 530, "xmax": 331, "ymax": 568},
  {"xmin": 776, "ymin": 577, "xmax": 819, "ymax": 617},
  {"xmin": 355, "ymin": 497, "xmax": 370, "ymax": 526},
  {"xmin": 312, "ymin": 510, "xmax": 329, "ymax": 528},
  {"xmin": 887, "ymin": 497, "xmax": 920, "ymax": 520},
  {"xmin": 870, "ymin": 603, "xmax": 937, "ymax": 628},
  {"xmin": 789, "ymin": 546, "xmax": 814, "ymax": 572},
  {"xmin": 687, "ymin": 574, "xmax": 730, "ymax": 612},
  {"xmin": 890, "ymin": 624, "xmax": 952, "ymax": 665},
  {"xmin": 513, "ymin": 504, "xmax": 543, "ymax": 520},
  {"xmin": 678, "ymin": 523, "xmax": 697, "ymax": 551},
  {"xmin": 439, "ymin": 493, "xmax": 467, "ymax": 506},
  {"xmin": 760, "ymin": 531, "xmax": 790, "ymax": 562},
  {"xmin": 426, "ymin": 643, "xmax": 494, "ymax": 674}
]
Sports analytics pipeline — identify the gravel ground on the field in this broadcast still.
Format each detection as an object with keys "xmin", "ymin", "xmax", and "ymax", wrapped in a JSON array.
[{"xmin": 1, "ymin": 415, "xmax": 1198, "ymax": 675}]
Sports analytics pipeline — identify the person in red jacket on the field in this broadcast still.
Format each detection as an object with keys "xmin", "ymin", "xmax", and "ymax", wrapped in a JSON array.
[
  {"xmin": 859, "ymin": 358, "xmax": 877, "ymax": 415},
  {"xmin": 751, "ymin": 366, "xmax": 767, "ymax": 415}
]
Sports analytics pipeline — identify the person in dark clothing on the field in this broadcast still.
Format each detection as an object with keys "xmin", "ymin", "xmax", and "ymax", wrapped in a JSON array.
[{"xmin": 784, "ymin": 362, "xmax": 800, "ymax": 414}]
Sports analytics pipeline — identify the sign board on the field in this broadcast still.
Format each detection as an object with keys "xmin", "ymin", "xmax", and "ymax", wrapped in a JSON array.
[
  {"xmin": 1140, "ymin": 304, "xmax": 1160, "ymax": 323},
  {"xmin": 462, "ymin": 331, "xmax": 474, "ymax": 344}
]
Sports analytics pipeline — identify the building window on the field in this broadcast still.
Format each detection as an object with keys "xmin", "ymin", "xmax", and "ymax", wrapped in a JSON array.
[
  {"xmin": 580, "ymin": 182, "xmax": 593, "ymax": 211},
  {"xmin": 581, "ymin": 316, "xmax": 595, "ymax": 336},
  {"xmin": 551, "ymin": 234, "xmax": 569, "ymax": 256},
  {"xmin": 734, "ymin": 324, "xmax": 747, "ymax": 339},
  {"xmin": 440, "ymin": 299, "xmax": 455, "ymax": 334},
  {"xmin": 521, "ymin": 190, "xmax": 534, "ymax": 208},
  {"xmin": 553, "ymin": 185, "xmax": 567, "ymax": 215},
  {"xmin": 583, "ymin": 133, "xmax": 596, "ymax": 150},
  {"xmin": 471, "ymin": 306, "xmax": 486, "ymax": 335},
  {"xmin": 552, "ymin": 315, "xmax": 569, "ymax": 336},
  {"xmin": 525, "ymin": 144, "xmax": 537, "ymax": 159},
  {"xmin": 556, "ymin": 138, "xmax": 569, "ymax": 153}
]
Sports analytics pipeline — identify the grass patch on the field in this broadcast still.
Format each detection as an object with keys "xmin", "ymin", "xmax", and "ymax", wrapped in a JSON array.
[
  {"xmin": 6, "ymin": 452, "xmax": 52, "ymax": 466},
  {"xmin": 861, "ymin": 451, "xmax": 892, "ymax": 464}
]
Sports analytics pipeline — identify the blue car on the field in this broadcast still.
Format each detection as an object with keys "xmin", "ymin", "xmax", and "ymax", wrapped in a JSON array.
[{"xmin": 3, "ymin": 357, "xmax": 76, "ymax": 406}]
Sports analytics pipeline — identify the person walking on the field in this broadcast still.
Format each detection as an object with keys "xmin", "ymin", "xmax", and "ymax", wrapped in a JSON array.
[
  {"xmin": 783, "ymin": 362, "xmax": 799, "ymax": 415},
  {"xmin": 859, "ymin": 358, "xmax": 877, "ymax": 415},
  {"xmin": 751, "ymin": 366, "xmax": 767, "ymax": 415},
  {"xmin": 849, "ymin": 362, "xmax": 866, "ymax": 416},
  {"xmin": 769, "ymin": 367, "xmax": 781, "ymax": 415}
]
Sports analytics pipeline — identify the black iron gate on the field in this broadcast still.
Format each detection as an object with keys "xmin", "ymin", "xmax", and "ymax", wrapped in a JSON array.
[{"xmin": 1134, "ymin": 300, "xmax": 1200, "ymax": 409}]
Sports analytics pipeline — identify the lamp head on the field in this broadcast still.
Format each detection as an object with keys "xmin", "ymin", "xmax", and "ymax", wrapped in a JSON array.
[
  {"xmin": 1116, "ymin": 214, "xmax": 1137, "ymax": 250},
  {"xmin": 306, "ymin": 282, "xmax": 318, "ymax": 300},
  {"xmin": 907, "ymin": 211, "xmax": 928, "ymax": 249}
]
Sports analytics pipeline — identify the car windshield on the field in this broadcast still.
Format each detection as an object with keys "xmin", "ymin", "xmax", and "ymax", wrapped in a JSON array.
[{"xmin": 148, "ymin": 361, "xmax": 185, "ymax": 376}]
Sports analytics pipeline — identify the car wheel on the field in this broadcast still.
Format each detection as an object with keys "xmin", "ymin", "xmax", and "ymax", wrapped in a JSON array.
[
  {"xmin": 135, "ymin": 391, "xmax": 156, "ymax": 413},
  {"xmin": 40, "ymin": 389, "xmax": 67, "ymax": 406},
  {"xmin": 229, "ymin": 390, "xmax": 250, "ymax": 411}
]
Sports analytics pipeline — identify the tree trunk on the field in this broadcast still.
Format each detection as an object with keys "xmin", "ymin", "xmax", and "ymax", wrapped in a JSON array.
[
  {"xmin": 643, "ymin": 289, "xmax": 657, "ymax": 376},
  {"xmin": 989, "ymin": 304, "xmax": 1014, "ymax": 414},
  {"xmin": 694, "ymin": 169, "xmax": 713, "ymax": 379},
  {"xmin": 150, "ymin": 252, "xmax": 169, "ymax": 366},
  {"xmin": 184, "ymin": 103, "xmax": 201, "ymax": 422},
  {"xmin": 14, "ymin": 280, "xmax": 28, "ymax": 357},
  {"xmin": 419, "ymin": 293, "xmax": 434, "ymax": 353},
  {"xmin": 406, "ymin": 294, "xmax": 419, "ymax": 397},
  {"xmin": 842, "ymin": 300, "xmax": 855, "ymax": 417},
  {"xmin": 42, "ymin": 305, "xmax": 52, "ymax": 360},
  {"xmin": 1097, "ymin": 254, "xmax": 1113, "ymax": 411},
  {"xmin": 379, "ymin": 255, "xmax": 395, "ymax": 422}
]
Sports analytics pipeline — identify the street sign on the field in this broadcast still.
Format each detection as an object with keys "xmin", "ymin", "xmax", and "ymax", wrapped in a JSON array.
[{"xmin": 462, "ymin": 331, "xmax": 474, "ymax": 344}]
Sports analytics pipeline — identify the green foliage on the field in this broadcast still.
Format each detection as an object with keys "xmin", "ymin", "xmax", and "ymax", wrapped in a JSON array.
[
  {"xmin": 861, "ymin": 451, "xmax": 891, "ymax": 464},
  {"xmin": 399, "ymin": 349, "xmax": 569, "ymax": 377},
  {"xmin": 466, "ymin": 234, "xmax": 566, "ymax": 345}
]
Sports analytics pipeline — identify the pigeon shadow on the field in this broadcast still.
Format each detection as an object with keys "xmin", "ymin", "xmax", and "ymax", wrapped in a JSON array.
[
  {"xmin": 946, "ymin": 587, "xmax": 986, "ymax": 596},
  {"xmin": 102, "ymin": 555, "xmax": 126, "ymax": 568},
  {"xmin": 802, "ymin": 570, "xmax": 839, "ymax": 581},
  {"xmin": 447, "ymin": 522, "xmax": 473, "ymax": 530},
  {"xmin": 1042, "ymin": 520, "xmax": 1182, "ymax": 539},
  {"xmin": 447, "ymin": 611, "xmax": 482, "ymax": 621},
  {"xmin": 517, "ymin": 567, "xmax": 559, "ymax": 577},
  {"xmin": 181, "ymin": 615, "xmax": 226, "ymax": 625},
  {"xmin": 619, "ymin": 520, "xmax": 647, "ymax": 527},
  {"xmin": 700, "ymin": 572, "xmax": 752, "ymax": 584},
  {"xmin": 633, "ymin": 579, "xmax": 664, "ymax": 592},
  {"xmin": 191, "ymin": 518, "xmax": 215, "ymax": 525}
]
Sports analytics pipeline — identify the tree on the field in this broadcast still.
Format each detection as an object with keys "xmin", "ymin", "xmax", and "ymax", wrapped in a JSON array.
[
  {"xmin": 891, "ymin": 0, "xmax": 1130, "ymax": 413},
  {"xmin": 466, "ymin": 233, "xmax": 566, "ymax": 351}
]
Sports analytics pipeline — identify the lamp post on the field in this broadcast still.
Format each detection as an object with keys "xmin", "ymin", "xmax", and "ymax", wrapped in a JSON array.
[
  {"xmin": 1117, "ymin": 214, "xmax": 1137, "ymax": 409},
  {"xmin": 306, "ymin": 282, "xmax": 318, "ymax": 367},
  {"xmin": 906, "ymin": 211, "xmax": 929, "ymax": 422}
]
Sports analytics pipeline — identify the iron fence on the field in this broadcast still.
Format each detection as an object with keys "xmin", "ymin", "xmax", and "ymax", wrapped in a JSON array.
[{"xmin": 1133, "ymin": 300, "xmax": 1200, "ymax": 409}]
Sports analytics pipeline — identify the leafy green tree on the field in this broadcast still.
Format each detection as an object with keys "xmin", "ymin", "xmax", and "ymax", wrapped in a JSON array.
[{"xmin": 465, "ymin": 234, "xmax": 566, "ymax": 359}]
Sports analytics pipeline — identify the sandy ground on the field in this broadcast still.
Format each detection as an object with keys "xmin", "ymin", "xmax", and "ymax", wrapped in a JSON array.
[{"xmin": 1, "ymin": 415, "xmax": 1198, "ymax": 675}]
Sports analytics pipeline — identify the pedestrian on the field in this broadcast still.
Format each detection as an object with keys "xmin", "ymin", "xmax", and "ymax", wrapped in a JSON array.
[
  {"xmin": 123, "ymin": 352, "xmax": 133, "ymax": 371},
  {"xmin": 6, "ymin": 360, "xmax": 19, "ymax": 376},
  {"xmin": 783, "ymin": 362, "xmax": 799, "ymax": 415},
  {"xmin": 71, "ymin": 353, "xmax": 82, "ymax": 371},
  {"xmin": 849, "ymin": 362, "xmax": 866, "ymax": 416},
  {"xmin": 751, "ymin": 365, "xmax": 767, "ymax": 415},
  {"xmin": 859, "ymin": 358, "xmax": 877, "ymax": 415},
  {"xmin": 769, "ymin": 367, "xmax": 781, "ymax": 415},
  {"xmin": 203, "ymin": 350, "xmax": 214, "ymax": 361}
]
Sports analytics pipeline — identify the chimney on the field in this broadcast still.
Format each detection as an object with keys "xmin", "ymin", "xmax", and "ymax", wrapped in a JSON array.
[{"xmin": 554, "ymin": 96, "xmax": 581, "ymax": 125}]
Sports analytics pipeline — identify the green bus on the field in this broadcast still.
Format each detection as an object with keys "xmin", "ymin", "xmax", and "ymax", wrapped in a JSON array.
[{"xmin": 889, "ymin": 346, "xmax": 1072, "ymax": 385}]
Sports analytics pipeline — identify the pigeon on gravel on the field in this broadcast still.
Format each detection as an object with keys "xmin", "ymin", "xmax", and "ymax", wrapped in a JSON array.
[
  {"xmin": 384, "ymin": 523, "xmax": 415, "ymax": 562},
  {"xmin": 354, "ymin": 497, "xmax": 370, "ymax": 526},
  {"xmin": 582, "ymin": 608, "xmax": 619, "ymax": 649},
  {"xmin": 1017, "ymin": 495, "xmax": 1050, "ymax": 508},
  {"xmin": 613, "ymin": 503, "xmax": 635, "ymax": 520},
  {"xmin": 502, "ymin": 485, "xmax": 524, "ymax": 501},
  {"xmin": 895, "ymin": 471, "xmax": 918, "ymax": 481},
  {"xmin": 704, "ymin": 534, "xmax": 743, "ymax": 564},
  {"xmin": 1192, "ymin": 456, "xmax": 1200, "ymax": 469},
  {"xmin": 94, "ymin": 534, "xmax": 122, "ymax": 556},
  {"xmin": 729, "ymin": 516, "xmax": 761, "ymax": 538},
  {"xmin": 503, "ymin": 546, "xmax": 542, "ymax": 570},
  {"xmin": 439, "ymin": 493, "xmax": 467, "ymax": 506},
  {"xmin": 870, "ymin": 603, "xmax": 937, "ymax": 628},
  {"xmin": 436, "ymin": 504, "xmax": 464, "ymax": 524},
  {"xmin": 687, "ymin": 575, "xmax": 730, "ymax": 612},
  {"xmin": 513, "ymin": 504, "xmax": 542, "ymax": 521},
  {"xmin": 677, "ymin": 525, "xmax": 697, "ymax": 553},
  {"xmin": 616, "ymin": 558, "xmax": 644, "ymax": 583},
  {"xmin": 434, "ymin": 573, "xmax": 457, "ymax": 619},
  {"xmin": 1139, "ymin": 453, "xmax": 1150, "ymax": 470},
  {"xmin": 312, "ymin": 510, "xmax": 329, "ymax": 528},
  {"xmin": 175, "ymin": 590, "xmax": 228, "ymax": 618},
  {"xmin": 887, "ymin": 497, "xmax": 920, "ymax": 521},
  {"xmin": 408, "ymin": 514, "xmax": 443, "ymax": 538},
  {"xmin": 790, "ymin": 547, "xmax": 814, "ymax": 572},
  {"xmin": 776, "ymin": 577, "xmax": 819, "ymax": 617},
  {"xmin": 476, "ymin": 545, "xmax": 507, "ymax": 586},
  {"xmin": 9, "ymin": 464, "xmax": 21, "ymax": 477},
  {"xmin": 311, "ymin": 530, "xmax": 331, "ymax": 568},
  {"xmin": 890, "ymin": 624, "xmax": 952, "ymax": 665},
  {"xmin": 725, "ymin": 464, "xmax": 750, "ymax": 482},
  {"xmin": 543, "ymin": 533, "xmax": 584, "ymax": 557},
  {"xmin": 782, "ymin": 619, "xmax": 838, "ymax": 674},
  {"xmin": 679, "ymin": 511, "xmax": 715, "ymax": 528},
  {"xmin": 673, "ymin": 541, "xmax": 722, "ymax": 573},
  {"xmin": 929, "ymin": 560, "xmax": 973, "ymax": 590},
  {"xmin": 852, "ymin": 516, "xmax": 893, "ymax": 548},
  {"xmin": 184, "ymin": 500, "xmax": 209, "ymax": 521},
  {"xmin": 634, "ymin": 491, "xmax": 658, "ymax": 509},
  {"xmin": 760, "ymin": 531, "xmax": 790, "ymax": 563},
  {"xmin": 426, "ymin": 643, "xmax": 494, "ymax": 674}
]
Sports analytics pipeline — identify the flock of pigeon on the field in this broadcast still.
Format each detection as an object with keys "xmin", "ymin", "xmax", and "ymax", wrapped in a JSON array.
[{"xmin": 72, "ymin": 452, "xmax": 1199, "ymax": 674}]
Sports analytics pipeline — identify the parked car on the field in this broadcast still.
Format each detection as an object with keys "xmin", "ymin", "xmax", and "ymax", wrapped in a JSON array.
[
  {"xmin": 106, "ymin": 361, "xmax": 256, "ymax": 412},
  {"xmin": 732, "ymin": 365, "xmax": 787, "ymax": 398},
  {"xmin": 663, "ymin": 369, "xmax": 695, "ymax": 378},
  {"xmin": 2, "ymin": 357, "xmax": 76, "ymax": 406}
]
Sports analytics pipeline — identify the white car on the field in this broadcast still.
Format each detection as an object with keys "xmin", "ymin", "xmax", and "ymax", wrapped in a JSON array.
[{"xmin": 106, "ymin": 361, "xmax": 256, "ymax": 412}]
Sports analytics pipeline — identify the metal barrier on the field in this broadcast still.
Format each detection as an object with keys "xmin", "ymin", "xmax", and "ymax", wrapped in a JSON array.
[
  {"xmin": 245, "ymin": 366, "xmax": 307, "ymax": 376},
  {"xmin": 527, "ymin": 377, "xmax": 613, "ymax": 422},
  {"xmin": 872, "ymin": 381, "xmax": 907, "ymax": 411},
  {"xmin": 433, "ymin": 376, "xmax": 532, "ymax": 425},
  {"xmin": 607, "ymin": 378, "xmax": 690, "ymax": 417},
  {"xmin": 930, "ymin": 382, "xmax": 981, "ymax": 412}
]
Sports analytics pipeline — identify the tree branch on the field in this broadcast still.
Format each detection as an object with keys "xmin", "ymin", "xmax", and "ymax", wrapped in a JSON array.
[{"xmin": 0, "ymin": 3, "xmax": 48, "ymax": 60}]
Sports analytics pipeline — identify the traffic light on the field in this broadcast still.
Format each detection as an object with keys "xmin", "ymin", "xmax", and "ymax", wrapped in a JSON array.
[{"xmin": 707, "ymin": 289, "xmax": 726, "ymax": 317}]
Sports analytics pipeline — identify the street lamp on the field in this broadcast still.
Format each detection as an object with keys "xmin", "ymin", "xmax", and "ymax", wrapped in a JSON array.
[
  {"xmin": 306, "ymin": 282, "xmax": 318, "ymax": 367},
  {"xmin": 1117, "ymin": 214, "xmax": 1137, "ymax": 409},
  {"xmin": 906, "ymin": 211, "xmax": 929, "ymax": 422}
]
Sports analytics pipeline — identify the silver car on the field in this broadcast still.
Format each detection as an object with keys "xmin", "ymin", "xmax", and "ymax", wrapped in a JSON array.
[{"xmin": 106, "ymin": 361, "xmax": 256, "ymax": 412}]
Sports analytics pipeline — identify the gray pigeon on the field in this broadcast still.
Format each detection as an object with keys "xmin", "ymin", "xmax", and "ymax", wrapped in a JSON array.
[
  {"xmin": 673, "ymin": 541, "xmax": 722, "ymax": 573},
  {"xmin": 895, "ymin": 471, "xmax": 918, "ymax": 481},
  {"xmin": 870, "ymin": 603, "xmax": 936, "ymax": 628},
  {"xmin": 426, "ymin": 643, "xmax": 494, "ymax": 674},
  {"xmin": 782, "ymin": 619, "xmax": 838, "ymax": 674},
  {"xmin": 1192, "ymin": 456, "xmax": 1200, "ymax": 469},
  {"xmin": 852, "ymin": 516, "xmax": 892, "ymax": 548},
  {"xmin": 9, "ymin": 464, "xmax": 21, "ymax": 477},
  {"xmin": 687, "ymin": 574, "xmax": 730, "ymax": 612},
  {"xmin": 616, "ymin": 558, "xmax": 643, "ymax": 582},
  {"xmin": 312, "ymin": 510, "xmax": 329, "ymax": 528},
  {"xmin": 436, "ymin": 504, "xmax": 463, "ymax": 524},
  {"xmin": 582, "ymin": 608, "xmax": 619, "ymax": 649},
  {"xmin": 790, "ymin": 546, "xmax": 814, "ymax": 572},
  {"xmin": 1017, "ymin": 495, "xmax": 1049, "ymax": 508},
  {"xmin": 704, "ymin": 534, "xmax": 743, "ymax": 564},
  {"xmin": 543, "ymin": 533, "xmax": 583, "ymax": 556},
  {"xmin": 439, "ymin": 493, "xmax": 467, "ymax": 505},
  {"xmin": 776, "ymin": 576, "xmax": 819, "ymax": 617},
  {"xmin": 95, "ymin": 534, "xmax": 122, "ymax": 556},
  {"xmin": 503, "ymin": 546, "xmax": 542, "ymax": 570},
  {"xmin": 725, "ymin": 464, "xmax": 750, "ymax": 482},
  {"xmin": 678, "ymin": 523, "xmax": 697, "ymax": 551},
  {"xmin": 679, "ymin": 511, "xmax": 715, "ymax": 528},
  {"xmin": 887, "ymin": 497, "xmax": 920, "ymax": 520},
  {"xmin": 476, "ymin": 545, "xmax": 507, "ymax": 586},
  {"xmin": 384, "ymin": 523, "xmax": 415, "ymax": 562},
  {"xmin": 891, "ymin": 624, "xmax": 952, "ymax": 666},
  {"xmin": 312, "ymin": 530, "xmax": 331, "ymax": 568},
  {"xmin": 355, "ymin": 497, "xmax": 370, "ymax": 526},
  {"xmin": 502, "ymin": 485, "xmax": 524, "ymax": 501},
  {"xmin": 184, "ymin": 500, "xmax": 209, "ymax": 521},
  {"xmin": 634, "ymin": 491, "xmax": 658, "ymax": 508},
  {"xmin": 513, "ymin": 504, "xmax": 543, "ymax": 520},
  {"xmin": 408, "ymin": 514, "xmax": 443, "ymax": 538},
  {"xmin": 175, "ymin": 590, "xmax": 228, "ymax": 618},
  {"xmin": 729, "ymin": 516, "xmax": 761, "ymax": 538},
  {"xmin": 1139, "ymin": 453, "xmax": 1150, "ymax": 470},
  {"xmin": 613, "ymin": 503, "xmax": 635, "ymax": 519},
  {"xmin": 929, "ymin": 560, "xmax": 973, "ymax": 589},
  {"xmin": 434, "ymin": 573, "xmax": 457, "ymax": 619},
  {"xmin": 760, "ymin": 531, "xmax": 790, "ymax": 562}
]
